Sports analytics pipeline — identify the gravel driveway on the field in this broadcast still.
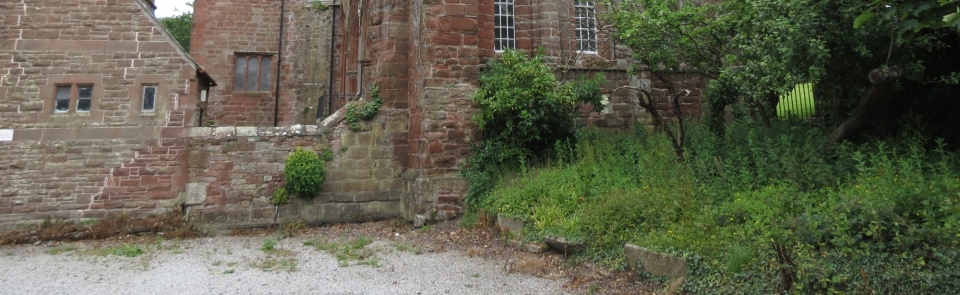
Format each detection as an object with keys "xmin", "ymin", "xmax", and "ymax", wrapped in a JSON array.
[{"xmin": 0, "ymin": 235, "xmax": 571, "ymax": 295}]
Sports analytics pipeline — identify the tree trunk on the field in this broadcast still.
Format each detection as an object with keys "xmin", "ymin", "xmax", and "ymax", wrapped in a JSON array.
[{"xmin": 826, "ymin": 66, "xmax": 902, "ymax": 147}]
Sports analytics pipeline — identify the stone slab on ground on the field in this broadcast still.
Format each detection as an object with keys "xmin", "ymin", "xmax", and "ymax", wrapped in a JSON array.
[
  {"xmin": 496, "ymin": 214, "xmax": 524, "ymax": 236},
  {"xmin": 624, "ymin": 243, "xmax": 688, "ymax": 279},
  {"xmin": 544, "ymin": 236, "xmax": 586, "ymax": 255}
]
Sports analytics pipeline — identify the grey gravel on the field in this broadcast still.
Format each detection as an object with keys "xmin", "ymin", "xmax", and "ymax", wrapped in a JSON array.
[{"xmin": 0, "ymin": 236, "xmax": 571, "ymax": 295}]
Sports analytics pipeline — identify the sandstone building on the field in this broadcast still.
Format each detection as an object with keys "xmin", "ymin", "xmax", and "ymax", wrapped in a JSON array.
[
  {"xmin": 0, "ymin": 0, "xmax": 214, "ymax": 229},
  {"xmin": 0, "ymin": 0, "xmax": 703, "ymax": 230}
]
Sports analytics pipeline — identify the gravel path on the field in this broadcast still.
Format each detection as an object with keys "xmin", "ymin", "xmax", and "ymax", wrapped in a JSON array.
[{"xmin": 0, "ymin": 235, "xmax": 571, "ymax": 295}]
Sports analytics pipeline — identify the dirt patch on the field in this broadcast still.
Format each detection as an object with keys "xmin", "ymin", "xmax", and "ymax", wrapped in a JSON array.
[
  {"xmin": 296, "ymin": 216, "xmax": 660, "ymax": 295},
  {"xmin": 0, "ymin": 210, "xmax": 198, "ymax": 246}
]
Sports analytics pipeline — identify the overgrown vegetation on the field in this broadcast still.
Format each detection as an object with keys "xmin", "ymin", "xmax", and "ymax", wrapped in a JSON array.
[
  {"xmin": 480, "ymin": 122, "xmax": 960, "ymax": 294},
  {"xmin": 0, "ymin": 211, "xmax": 196, "ymax": 246},
  {"xmin": 605, "ymin": 0, "xmax": 960, "ymax": 145},
  {"xmin": 462, "ymin": 50, "xmax": 604, "ymax": 209},
  {"xmin": 344, "ymin": 85, "xmax": 383, "ymax": 132},
  {"xmin": 304, "ymin": 237, "xmax": 380, "ymax": 267}
]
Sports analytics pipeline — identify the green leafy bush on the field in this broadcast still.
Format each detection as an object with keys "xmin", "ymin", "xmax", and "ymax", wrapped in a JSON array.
[
  {"xmin": 345, "ymin": 85, "xmax": 383, "ymax": 132},
  {"xmin": 463, "ymin": 50, "xmax": 604, "ymax": 209},
  {"xmin": 269, "ymin": 187, "xmax": 289, "ymax": 206},
  {"xmin": 283, "ymin": 147, "xmax": 325, "ymax": 199}
]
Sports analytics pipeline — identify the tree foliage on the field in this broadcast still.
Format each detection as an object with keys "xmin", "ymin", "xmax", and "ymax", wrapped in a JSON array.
[
  {"xmin": 463, "ymin": 50, "xmax": 604, "ymax": 208},
  {"xmin": 603, "ymin": 0, "xmax": 960, "ymax": 144},
  {"xmin": 159, "ymin": 11, "xmax": 193, "ymax": 52}
]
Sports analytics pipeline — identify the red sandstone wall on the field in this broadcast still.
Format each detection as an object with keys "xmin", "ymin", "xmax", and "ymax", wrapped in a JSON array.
[
  {"xmin": 0, "ymin": 0, "xmax": 201, "ymax": 129},
  {"xmin": 192, "ymin": 0, "xmax": 330, "ymax": 127},
  {"xmin": 0, "ymin": 0, "xmax": 203, "ymax": 230}
]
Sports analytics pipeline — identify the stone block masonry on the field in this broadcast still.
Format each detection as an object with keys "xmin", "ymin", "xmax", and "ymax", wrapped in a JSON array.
[
  {"xmin": 0, "ymin": 120, "xmax": 407, "ymax": 230},
  {"xmin": 0, "ymin": 128, "xmax": 188, "ymax": 230},
  {"xmin": 185, "ymin": 120, "xmax": 407, "ymax": 229}
]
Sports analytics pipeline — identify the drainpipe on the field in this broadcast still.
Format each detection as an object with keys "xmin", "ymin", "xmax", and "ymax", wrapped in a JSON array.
[
  {"xmin": 326, "ymin": 3, "xmax": 338, "ymax": 117},
  {"xmin": 274, "ymin": 0, "xmax": 287, "ymax": 127},
  {"xmin": 355, "ymin": 0, "xmax": 365, "ymax": 99}
]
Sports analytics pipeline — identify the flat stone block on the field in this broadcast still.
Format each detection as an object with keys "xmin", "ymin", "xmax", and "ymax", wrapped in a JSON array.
[
  {"xmin": 235, "ymin": 127, "xmax": 258, "ymax": 137},
  {"xmin": 497, "ymin": 214, "xmax": 524, "ymax": 236},
  {"xmin": 213, "ymin": 127, "xmax": 235, "ymax": 137},
  {"xmin": 544, "ymin": 236, "xmax": 586, "ymax": 255},
  {"xmin": 187, "ymin": 127, "xmax": 213, "ymax": 137},
  {"xmin": 183, "ymin": 183, "xmax": 207, "ymax": 206},
  {"xmin": 624, "ymin": 243, "xmax": 688, "ymax": 279}
]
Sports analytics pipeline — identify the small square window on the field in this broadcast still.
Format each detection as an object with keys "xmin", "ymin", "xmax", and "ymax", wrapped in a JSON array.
[
  {"xmin": 52, "ymin": 84, "xmax": 95, "ymax": 114},
  {"xmin": 142, "ymin": 85, "xmax": 157, "ymax": 112},
  {"xmin": 55, "ymin": 86, "xmax": 71, "ymax": 113},
  {"xmin": 77, "ymin": 85, "xmax": 93, "ymax": 112}
]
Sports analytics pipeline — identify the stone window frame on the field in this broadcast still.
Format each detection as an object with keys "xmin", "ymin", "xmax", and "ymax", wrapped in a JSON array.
[
  {"xmin": 141, "ymin": 84, "xmax": 158, "ymax": 112},
  {"xmin": 574, "ymin": 1, "xmax": 599, "ymax": 54},
  {"xmin": 39, "ymin": 75, "xmax": 104, "ymax": 122},
  {"xmin": 54, "ymin": 84, "xmax": 94, "ymax": 114},
  {"xmin": 233, "ymin": 53, "xmax": 274, "ymax": 92},
  {"xmin": 128, "ymin": 75, "xmax": 169, "ymax": 119},
  {"xmin": 494, "ymin": 0, "xmax": 516, "ymax": 52}
]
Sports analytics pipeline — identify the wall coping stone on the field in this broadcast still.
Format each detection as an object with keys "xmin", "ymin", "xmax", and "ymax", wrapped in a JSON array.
[{"xmin": 188, "ymin": 125, "xmax": 326, "ymax": 138}]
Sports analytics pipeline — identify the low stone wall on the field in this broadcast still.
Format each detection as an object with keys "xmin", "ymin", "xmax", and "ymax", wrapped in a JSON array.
[
  {"xmin": 0, "ymin": 127, "xmax": 187, "ymax": 231},
  {"xmin": 184, "ymin": 121, "xmax": 407, "ymax": 230}
]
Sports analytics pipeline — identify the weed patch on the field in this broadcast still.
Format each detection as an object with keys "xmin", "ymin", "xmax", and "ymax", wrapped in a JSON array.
[
  {"xmin": 479, "ymin": 122, "xmax": 960, "ymax": 294},
  {"xmin": 261, "ymin": 238, "xmax": 276, "ymax": 251},
  {"xmin": 304, "ymin": 237, "xmax": 379, "ymax": 267},
  {"xmin": 46, "ymin": 245, "xmax": 78, "ymax": 255},
  {"xmin": 390, "ymin": 242, "xmax": 422, "ymax": 255},
  {"xmin": 253, "ymin": 249, "xmax": 297, "ymax": 272}
]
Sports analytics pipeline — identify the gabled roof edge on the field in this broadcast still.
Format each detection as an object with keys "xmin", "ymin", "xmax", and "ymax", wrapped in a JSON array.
[{"xmin": 133, "ymin": 0, "xmax": 217, "ymax": 87}]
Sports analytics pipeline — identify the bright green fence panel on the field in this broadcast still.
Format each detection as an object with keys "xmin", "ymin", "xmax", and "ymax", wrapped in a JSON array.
[{"xmin": 776, "ymin": 83, "xmax": 816, "ymax": 119}]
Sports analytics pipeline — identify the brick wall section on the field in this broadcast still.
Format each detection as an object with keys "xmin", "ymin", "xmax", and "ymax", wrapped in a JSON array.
[
  {"xmin": 191, "ymin": 0, "xmax": 280, "ymax": 126},
  {"xmin": 0, "ymin": 0, "xmax": 202, "ymax": 129},
  {"xmin": 285, "ymin": 4, "xmax": 334, "ymax": 122},
  {"xmin": 0, "ymin": 128, "xmax": 188, "ymax": 230},
  {"xmin": 191, "ymin": 0, "xmax": 330, "ymax": 127},
  {"xmin": 0, "ymin": 0, "xmax": 208, "ymax": 230},
  {"xmin": 405, "ymin": 85, "xmax": 476, "ymax": 219}
]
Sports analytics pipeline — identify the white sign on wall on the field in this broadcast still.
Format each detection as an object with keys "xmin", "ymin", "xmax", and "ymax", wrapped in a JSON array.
[{"xmin": 0, "ymin": 129, "xmax": 12, "ymax": 142}]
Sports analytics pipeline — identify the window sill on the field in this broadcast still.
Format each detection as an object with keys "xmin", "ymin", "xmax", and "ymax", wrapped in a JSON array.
[
  {"xmin": 231, "ymin": 91, "xmax": 273, "ymax": 95},
  {"xmin": 51, "ymin": 112, "xmax": 92, "ymax": 117}
]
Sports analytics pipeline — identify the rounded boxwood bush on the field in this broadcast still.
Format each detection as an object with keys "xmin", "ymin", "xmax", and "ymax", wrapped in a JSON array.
[{"xmin": 284, "ymin": 147, "xmax": 325, "ymax": 199}]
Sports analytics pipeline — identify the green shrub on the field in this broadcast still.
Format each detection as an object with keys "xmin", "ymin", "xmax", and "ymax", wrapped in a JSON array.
[
  {"xmin": 345, "ymin": 85, "xmax": 383, "ymax": 132},
  {"xmin": 485, "ymin": 119, "xmax": 960, "ymax": 294},
  {"xmin": 462, "ymin": 50, "xmax": 605, "ymax": 209},
  {"xmin": 283, "ymin": 147, "xmax": 325, "ymax": 199},
  {"xmin": 269, "ymin": 187, "xmax": 289, "ymax": 206}
]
